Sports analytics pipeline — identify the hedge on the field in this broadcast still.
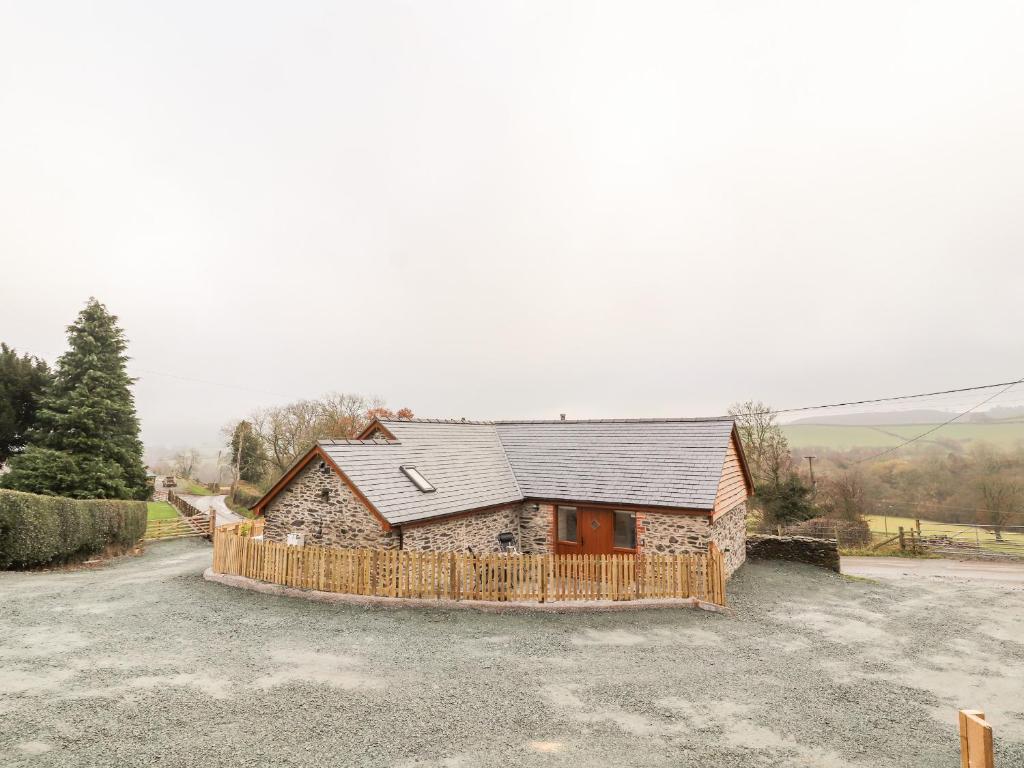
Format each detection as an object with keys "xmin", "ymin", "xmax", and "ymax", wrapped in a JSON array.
[{"xmin": 0, "ymin": 488, "xmax": 147, "ymax": 569}]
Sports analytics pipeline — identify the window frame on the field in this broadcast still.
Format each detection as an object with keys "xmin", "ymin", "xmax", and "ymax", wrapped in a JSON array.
[
  {"xmin": 611, "ymin": 510, "xmax": 637, "ymax": 553},
  {"xmin": 556, "ymin": 505, "xmax": 578, "ymax": 544},
  {"xmin": 400, "ymin": 465, "xmax": 436, "ymax": 493}
]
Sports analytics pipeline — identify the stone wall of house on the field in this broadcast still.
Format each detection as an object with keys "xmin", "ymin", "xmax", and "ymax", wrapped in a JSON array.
[
  {"xmin": 262, "ymin": 460, "xmax": 399, "ymax": 550},
  {"xmin": 746, "ymin": 534, "xmax": 840, "ymax": 572},
  {"xmin": 636, "ymin": 511, "xmax": 711, "ymax": 555},
  {"xmin": 519, "ymin": 502, "xmax": 554, "ymax": 554},
  {"xmin": 709, "ymin": 501, "xmax": 747, "ymax": 576},
  {"xmin": 400, "ymin": 504, "xmax": 522, "ymax": 554}
]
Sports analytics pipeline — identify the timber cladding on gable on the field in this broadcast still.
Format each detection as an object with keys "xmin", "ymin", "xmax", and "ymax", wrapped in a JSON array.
[{"xmin": 713, "ymin": 433, "xmax": 751, "ymax": 519}]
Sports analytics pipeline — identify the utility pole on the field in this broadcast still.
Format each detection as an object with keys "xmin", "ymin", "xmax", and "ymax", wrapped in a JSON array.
[{"xmin": 804, "ymin": 455, "xmax": 817, "ymax": 488}]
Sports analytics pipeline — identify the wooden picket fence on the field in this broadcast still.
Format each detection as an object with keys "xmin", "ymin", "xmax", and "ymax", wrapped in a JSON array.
[{"xmin": 212, "ymin": 529, "xmax": 726, "ymax": 606}]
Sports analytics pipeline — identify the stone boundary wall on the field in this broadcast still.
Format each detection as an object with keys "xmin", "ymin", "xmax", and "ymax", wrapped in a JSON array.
[{"xmin": 746, "ymin": 534, "xmax": 840, "ymax": 572}]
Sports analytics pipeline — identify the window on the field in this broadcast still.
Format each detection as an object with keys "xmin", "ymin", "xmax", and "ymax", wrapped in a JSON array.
[
  {"xmin": 613, "ymin": 511, "xmax": 636, "ymax": 549},
  {"xmin": 557, "ymin": 506, "xmax": 577, "ymax": 543},
  {"xmin": 400, "ymin": 465, "xmax": 435, "ymax": 493}
]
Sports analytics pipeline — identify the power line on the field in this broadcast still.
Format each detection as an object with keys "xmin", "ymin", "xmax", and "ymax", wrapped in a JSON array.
[
  {"xmin": 131, "ymin": 367, "xmax": 291, "ymax": 399},
  {"xmin": 853, "ymin": 377, "xmax": 1024, "ymax": 464},
  {"xmin": 751, "ymin": 377, "xmax": 1024, "ymax": 417}
]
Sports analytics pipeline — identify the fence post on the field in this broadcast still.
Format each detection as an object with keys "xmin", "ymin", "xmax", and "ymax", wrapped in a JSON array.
[
  {"xmin": 369, "ymin": 551, "xmax": 379, "ymax": 596},
  {"xmin": 538, "ymin": 555, "xmax": 547, "ymax": 603},
  {"xmin": 898, "ymin": 526, "xmax": 906, "ymax": 552},
  {"xmin": 959, "ymin": 709, "xmax": 994, "ymax": 768},
  {"xmin": 915, "ymin": 518, "xmax": 922, "ymax": 538},
  {"xmin": 209, "ymin": 511, "xmax": 216, "ymax": 539},
  {"xmin": 448, "ymin": 552, "xmax": 458, "ymax": 600}
]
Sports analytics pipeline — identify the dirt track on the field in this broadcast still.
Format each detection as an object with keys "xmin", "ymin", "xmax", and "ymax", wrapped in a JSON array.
[{"xmin": 1, "ymin": 540, "xmax": 1022, "ymax": 767}]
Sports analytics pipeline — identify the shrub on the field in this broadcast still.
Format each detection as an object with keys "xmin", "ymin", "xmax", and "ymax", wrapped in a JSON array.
[
  {"xmin": 0, "ymin": 488, "xmax": 147, "ymax": 569},
  {"xmin": 233, "ymin": 485, "xmax": 263, "ymax": 509}
]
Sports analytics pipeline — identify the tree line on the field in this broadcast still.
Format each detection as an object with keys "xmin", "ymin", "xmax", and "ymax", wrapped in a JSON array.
[{"xmin": 164, "ymin": 396, "xmax": 414, "ymax": 494}]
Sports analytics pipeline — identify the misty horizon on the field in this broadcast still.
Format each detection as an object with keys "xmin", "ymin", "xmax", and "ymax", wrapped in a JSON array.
[{"xmin": 3, "ymin": 1, "xmax": 1022, "ymax": 460}]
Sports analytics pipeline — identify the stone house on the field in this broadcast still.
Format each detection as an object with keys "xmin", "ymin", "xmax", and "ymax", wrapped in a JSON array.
[{"xmin": 252, "ymin": 417, "xmax": 754, "ymax": 576}]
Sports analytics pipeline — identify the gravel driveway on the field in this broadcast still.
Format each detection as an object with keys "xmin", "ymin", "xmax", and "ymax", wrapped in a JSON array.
[{"xmin": 2, "ymin": 540, "xmax": 1023, "ymax": 767}]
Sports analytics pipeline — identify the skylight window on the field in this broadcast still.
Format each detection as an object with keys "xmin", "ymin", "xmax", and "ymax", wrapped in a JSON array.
[{"xmin": 400, "ymin": 465, "xmax": 435, "ymax": 493}]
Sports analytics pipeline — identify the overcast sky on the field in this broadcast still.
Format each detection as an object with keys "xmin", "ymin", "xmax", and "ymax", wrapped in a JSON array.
[{"xmin": 2, "ymin": 1, "xmax": 1023, "ymax": 454}]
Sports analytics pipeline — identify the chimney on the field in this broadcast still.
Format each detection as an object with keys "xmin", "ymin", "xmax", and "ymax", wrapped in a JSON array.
[{"xmin": 560, "ymin": 413, "xmax": 566, "ymax": 421}]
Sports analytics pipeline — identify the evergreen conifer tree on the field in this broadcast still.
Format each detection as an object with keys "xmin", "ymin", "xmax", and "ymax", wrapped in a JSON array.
[
  {"xmin": 2, "ymin": 298, "xmax": 148, "ymax": 499},
  {"xmin": 229, "ymin": 420, "xmax": 268, "ymax": 484}
]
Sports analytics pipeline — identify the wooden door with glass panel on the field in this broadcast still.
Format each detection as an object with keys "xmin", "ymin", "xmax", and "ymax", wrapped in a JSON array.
[{"xmin": 555, "ymin": 505, "xmax": 637, "ymax": 555}]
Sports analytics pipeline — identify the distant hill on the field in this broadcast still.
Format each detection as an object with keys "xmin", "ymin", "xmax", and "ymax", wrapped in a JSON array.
[
  {"xmin": 788, "ymin": 410, "xmax": 956, "ymax": 426},
  {"xmin": 788, "ymin": 406, "xmax": 1024, "ymax": 426},
  {"xmin": 782, "ymin": 421, "xmax": 1024, "ymax": 451}
]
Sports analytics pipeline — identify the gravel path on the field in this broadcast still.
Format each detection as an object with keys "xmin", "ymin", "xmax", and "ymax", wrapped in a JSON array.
[
  {"xmin": 1, "ymin": 541, "xmax": 1023, "ymax": 767},
  {"xmin": 843, "ymin": 555, "xmax": 1024, "ymax": 584}
]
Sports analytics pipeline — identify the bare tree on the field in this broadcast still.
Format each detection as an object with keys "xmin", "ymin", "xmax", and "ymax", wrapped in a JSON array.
[
  {"xmin": 248, "ymin": 393, "xmax": 414, "ymax": 478},
  {"xmin": 976, "ymin": 472, "xmax": 1021, "ymax": 541},
  {"xmin": 728, "ymin": 400, "xmax": 791, "ymax": 488},
  {"xmin": 172, "ymin": 448, "xmax": 201, "ymax": 480},
  {"xmin": 819, "ymin": 470, "xmax": 871, "ymax": 522}
]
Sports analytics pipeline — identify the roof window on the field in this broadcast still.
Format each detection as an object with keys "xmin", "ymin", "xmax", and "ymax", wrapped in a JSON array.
[{"xmin": 400, "ymin": 465, "xmax": 435, "ymax": 493}]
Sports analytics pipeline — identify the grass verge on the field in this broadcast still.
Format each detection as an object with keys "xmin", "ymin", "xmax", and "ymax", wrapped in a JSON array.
[{"xmin": 146, "ymin": 501, "xmax": 178, "ymax": 521}]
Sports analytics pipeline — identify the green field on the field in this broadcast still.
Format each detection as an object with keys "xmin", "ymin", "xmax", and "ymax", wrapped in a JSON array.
[
  {"xmin": 181, "ymin": 479, "xmax": 214, "ymax": 496},
  {"xmin": 146, "ymin": 501, "xmax": 177, "ymax": 521},
  {"xmin": 865, "ymin": 514, "xmax": 1024, "ymax": 547},
  {"xmin": 782, "ymin": 422, "xmax": 1024, "ymax": 451}
]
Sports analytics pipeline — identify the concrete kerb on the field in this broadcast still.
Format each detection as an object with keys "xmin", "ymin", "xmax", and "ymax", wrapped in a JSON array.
[{"xmin": 203, "ymin": 568, "xmax": 728, "ymax": 614}]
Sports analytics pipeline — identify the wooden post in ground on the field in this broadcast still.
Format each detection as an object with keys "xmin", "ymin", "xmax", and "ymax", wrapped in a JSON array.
[
  {"xmin": 369, "ymin": 550, "xmax": 379, "ymax": 597},
  {"xmin": 539, "ymin": 555, "xmax": 548, "ymax": 603},
  {"xmin": 898, "ymin": 526, "xmax": 906, "ymax": 552},
  {"xmin": 959, "ymin": 709, "xmax": 994, "ymax": 768},
  {"xmin": 448, "ymin": 552, "xmax": 457, "ymax": 600},
  {"xmin": 208, "ymin": 511, "xmax": 216, "ymax": 540},
  {"xmin": 915, "ymin": 518, "xmax": 922, "ymax": 538}
]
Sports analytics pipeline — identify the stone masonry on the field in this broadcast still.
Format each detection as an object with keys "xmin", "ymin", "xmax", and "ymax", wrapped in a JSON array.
[
  {"xmin": 519, "ymin": 503, "xmax": 554, "ymax": 554},
  {"xmin": 746, "ymin": 534, "xmax": 840, "ymax": 572},
  {"xmin": 636, "ymin": 511, "xmax": 710, "ymax": 555},
  {"xmin": 263, "ymin": 460, "xmax": 399, "ymax": 550},
  {"xmin": 709, "ymin": 502, "xmax": 747, "ymax": 577},
  {"xmin": 636, "ymin": 504, "xmax": 746, "ymax": 577},
  {"xmin": 402, "ymin": 504, "xmax": 521, "ymax": 554},
  {"xmin": 262, "ymin": 461, "xmax": 746, "ymax": 577}
]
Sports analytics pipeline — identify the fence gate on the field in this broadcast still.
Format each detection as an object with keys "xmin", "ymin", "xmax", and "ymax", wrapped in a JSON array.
[{"xmin": 144, "ymin": 491, "xmax": 215, "ymax": 541}]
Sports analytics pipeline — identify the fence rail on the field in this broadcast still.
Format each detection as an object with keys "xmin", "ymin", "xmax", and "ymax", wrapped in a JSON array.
[
  {"xmin": 871, "ymin": 519, "xmax": 1024, "ymax": 560},
  {"xmin": 168, "ymin": 490, "xmax": 203, "ymax": 517},
  {"xmin": 144, "ymin": 513, "xmax": 212, "ymax": 541},
  {"xmin": 212, "ymin": 530, "xmax": 726, "ymax": 606}
]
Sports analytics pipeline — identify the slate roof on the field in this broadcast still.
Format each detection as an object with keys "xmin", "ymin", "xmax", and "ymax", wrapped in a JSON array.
[
  {"xmin": 318, "ymin": 420, "xmax": 521, "ymax": 527},
  {"xmin": 313, "ymin": 417, "xmax": 738, "ymax": 525},
  {"xmin": 494, "ymin": 418, "xmax": 735, "ymax": 511}
]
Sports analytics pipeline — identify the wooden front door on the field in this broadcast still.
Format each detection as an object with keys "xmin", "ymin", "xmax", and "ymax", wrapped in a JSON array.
[{"xmin": 555, "ymin": 506, "xmax": 614, "ymax": 555}]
